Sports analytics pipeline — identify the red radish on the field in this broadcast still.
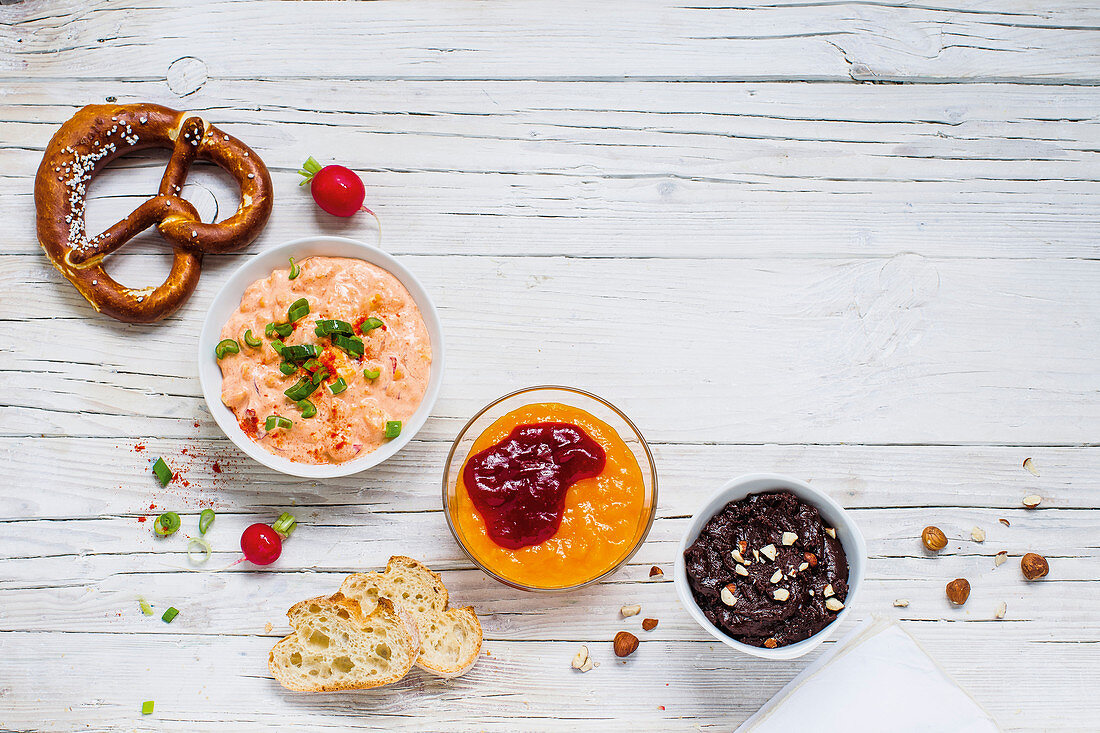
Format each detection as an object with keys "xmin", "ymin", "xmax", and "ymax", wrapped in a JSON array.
[
  {"xmin": 240, "ymin": 522, "xmax": 281, "ymax": 565},
  {"xmin": 298, "ymin": 157, "xmax": 381, "ymax": 235}
]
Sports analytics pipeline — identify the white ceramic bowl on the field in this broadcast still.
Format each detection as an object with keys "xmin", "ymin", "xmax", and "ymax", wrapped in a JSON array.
[
  {"xmin": 197, "ymin": 236, "xmax": 444, "ymax": 478},
  {"xmin": 674, "ymin": 473, "xmax": 866, "ymax": 660}
]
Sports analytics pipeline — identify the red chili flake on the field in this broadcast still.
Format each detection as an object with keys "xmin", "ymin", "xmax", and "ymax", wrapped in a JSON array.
[
  {"xmin": 181, "ymin": 448, "xmax": 188, "ymax": 455},
  {"xmin": 137, "ymin": 516, "xmax": 147, "ymax": 523},
  {"xmin": 239, "ymin": 410, "xmax": 259, "ymax": 439},
  {"xmin": 212, "ymin": 462, "xmax": 222, "ymax": 474},
  {"xmin": 148, "ymin": 503, "xmax": 157, "ymax": 510},
  {"xmin": 193, "ymin": 422, "xmax": 200, "ymax": 428},
  {"xmin": 134, "ymin": 444, "xmax": 146, "ymax": 452},
  {"xmin": 658, "ymin": 706, "xmax": 665, "ymax": 711}
]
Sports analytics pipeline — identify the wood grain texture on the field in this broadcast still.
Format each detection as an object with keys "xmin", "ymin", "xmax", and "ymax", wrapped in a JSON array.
[{"xmin": 1, "ymin": 0, "xmax": 1097, "ymax": 731}]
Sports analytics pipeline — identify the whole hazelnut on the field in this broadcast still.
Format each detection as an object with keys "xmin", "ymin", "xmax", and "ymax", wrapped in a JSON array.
[
  {"xmin": 613, "ymin": 631, "xmax": 639, "ymax": 658},
  {"xmin": 1021, "ymin": 552, "xmax": 1049, "ymax": 580},
  {"xmin": 922, "ymin": 526, "xmax": 948, "ymax": 551},
  {"xmin": 946, "ymin": 578, "xmax": 971, "ymax": 605}
]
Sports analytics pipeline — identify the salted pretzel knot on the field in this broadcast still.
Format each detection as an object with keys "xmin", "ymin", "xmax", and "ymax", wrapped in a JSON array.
[{"xmin": 35, "ymin": 103, "xmax": 273, "ymax": 323}]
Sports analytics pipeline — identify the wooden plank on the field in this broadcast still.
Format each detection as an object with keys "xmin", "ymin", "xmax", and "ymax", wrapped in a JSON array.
[
  {"xmin": 2, "ymin": 80, "xmax": 1099, "ymax": 259},
  {"xmin": 2, "ymin": 0, "xmax": 1099, "ymax": 83},
  {"xmin": 1, "ymin": 438, "xmax": 1093, "ymax": 519},
  {"xmin": 1, "ymin": 255, "xmax": 1097, "ymax": 444},
  {"xmin": 0, "ymin": 627, "xmax": 1094, "ymax": 731}
]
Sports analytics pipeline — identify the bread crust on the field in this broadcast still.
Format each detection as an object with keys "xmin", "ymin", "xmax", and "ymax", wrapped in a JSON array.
[{"xmin": 35, "ymin": 103, "xmax": 272, "ymax": 322}]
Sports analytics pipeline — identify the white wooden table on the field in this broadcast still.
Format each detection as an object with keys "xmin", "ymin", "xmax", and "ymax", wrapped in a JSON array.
[{"xmin": 1, "ymin": 1, "xmax": 1098, "ymax": 730}]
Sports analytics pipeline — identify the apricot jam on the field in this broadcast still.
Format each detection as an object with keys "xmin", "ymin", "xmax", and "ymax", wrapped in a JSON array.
[{"xmin": 452, "ymin": 402, "xmax": 649, "ymax": 589}]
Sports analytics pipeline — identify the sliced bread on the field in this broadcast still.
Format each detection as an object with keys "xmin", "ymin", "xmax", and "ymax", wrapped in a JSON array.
[
  {"xmin": 340, "ymin": 556, "xmax": 483, "ymax": 678},
  {"xmin": 269, "ymin": 593, "xmax": 419, "ymax": 692}
]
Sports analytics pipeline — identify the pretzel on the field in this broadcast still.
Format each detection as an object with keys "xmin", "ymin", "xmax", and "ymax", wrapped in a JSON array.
[{"xmin": 35, "ymin": 103, "xmax": 273, "ymax": 322}]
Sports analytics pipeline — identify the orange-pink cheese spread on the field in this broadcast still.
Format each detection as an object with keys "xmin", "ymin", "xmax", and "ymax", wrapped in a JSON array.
[{"xmin": 218, "ymin": 256, "xmax": 431, "ymax": 464}]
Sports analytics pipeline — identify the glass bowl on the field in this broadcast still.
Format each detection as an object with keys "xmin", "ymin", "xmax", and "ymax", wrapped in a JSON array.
[{"xmin": 442, "ymin": 385, "xmax": 658, "ymax": 592}]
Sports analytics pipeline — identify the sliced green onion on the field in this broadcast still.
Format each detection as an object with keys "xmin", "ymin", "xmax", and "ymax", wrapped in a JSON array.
[
  {"xmin": 187, "ymin": 537, "xmax": 212, "ymax": 565},
  {"xmin": 287, "ymin": 298, "xmax": 310, "ymax": 323},
  {"xmin": 152, "ymin": 457, "xmax": 172, "ymax": 487},
  {"xmin": 281, "ymin": 344, "xmax": 319, "ymax": 363},
  {"xmin": 332, "ymin": 333, "xmax": 365, "ymax": 357},
  {"xmin": 270, "ymin": 339, "xmax": 286, "ymax": 356},
  {"xmin": 363, "ymin": 367, "xmax": 381, "ymax": 380},
  {"xmin": 154, "ymin": 511, "xmax": 180, "ymax": 537},
  {"xmin": 265, "ymin": 322, "xmax": 278, "ymax": 338},
  {"xmin": 274, "ymin": 322, "xmax": 294, "ymax": 338},
  {"xmin": 314, "ymin": 325, "xmax": 325, "ymax": 338},
  {"xmin": 215, "ymin": 338, "xmax": 240, "ymax": 359},
  {"xmin": 315, "ymin": 319, "xmax": 354, "ymax": 336},
  {"xmin": 288, "ymin": 257, "xmax": 300, "ymax": 280},
  {"xmin": 283, "ymin": 377, "xmax": 317, "ymax": 401},
  {"xmin": 296, "ymin": 399, "xmax": 317, "ymax": 418},
  {"xmin": 310, "ymin": 369, "xmax": 330, "ymax": 385},
  {"xmin": 328, "ymin": 377, "xmax": 348, "ymax": 395},
  {"xmin": 141, "ymin": 700, "xmax": 154, "ymax": 715},
  {"xmin": 138, "ymin": 597, "xmax": 154, "ymax": 616},
  {"xmin": 278, "ymin": 361, "xmax": 297, "ymax": 376},
  {"xmin": 198, "ymin": 508, "xmax": 215, "ymax": 535},
  {"xmin": 272, "ymin": 511, "xmax": 297, "ymax": 537},
  {"xmin": 243, "ymin": 329, "xmax": 262, "ymax": 348},
  {"xmin": 302, "ymin": 358, "xmax": 324, "ymax": 372},
  {"xmin": 161, "ymin": 606, "xmax": 179, "ymax": 623},
  {"xmin": 265, "ymin": 415, "xmax": 293, "ymax": 432},
  {"xmin": 384, "ymin": 420, "xmax": 402, "ymax": 439},
  {"xmin": 360, "ymin": 317, "xmax": 384, "ymax": 334}
]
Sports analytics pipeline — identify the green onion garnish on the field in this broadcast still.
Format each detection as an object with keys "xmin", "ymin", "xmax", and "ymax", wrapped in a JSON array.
[
  {"xmin": 288, "ymin": 257, "xmax": 300, "ymax": 280},
  {"xmin": 154, "ymin": 511, "xmax": 180, "ymax": 537},
  {"xmin": 315, "ymin": 319, "xmax": 354, "ymax": 336},
  {"xmin": 332, "ymin": 333, "xmax": 365, "ymax": 357},
  {"xmin": 270, "ymin": 339, "xmax": 286, "ymax": 356},
  {"xmin": 328, "ymin": 377, "xmax": 348, "ymax": 395},
  {"xmin": 272, "ymin": 511, "xmax": 297, "ymax": 537},
  {"xmin": 265, "ymin": 415, "xmax": 293, "ymax": 432},
  {"xmin": 363, "ymin": 367, "xmax": 381, "ymax": 380},
  {"xmin": 274, "ymin": 322, "xmax": 294, "ymax": 338},
  {"xmin": 278, "ymin": 361, "xmax": 297, "ymax": 376},
  {"xmin": 296, "ymin": 399, "xmax": 317, "ymax": 418},
  {"xmin": 152, "ymin": 457, "xmax": 172, "ymax": 487},
  {"xmin": 187, "ymin": 537, "xmax": 211, "ymax": 565},
  {"xmin": 215, "ymin": 338, "xmax": 240, "ymax": 359},
  {"xmin": 243, "ymin": 329, "xmax": 262, "ymax": 348},
  {"xmin": 281, "ymin": 344, "xmax": 320, "ymax": 363},
  {"xmin": 302, "ymin": 358, "xmax": 324, "ymax": 372},
  {"xmin": 138, "ymin": 597, "xmax": 154, "ymax": 616},
  {"xmin": 310, "ymin": 369, "xmax": 330, "ymax": 385},
  {"xmin": 287, "ymin": 298, "xmax": 310, "ymax": 323},
  {"xmin": 161, "ymin": 607, "xmax": 179, "ymax": 623},
  {"xmin": 199, "ymin": 508, "xmax": 215, "ymax": 535},
  {"xmin": 384, "ymin": 420, "xmax": 402, "ymax": 439},
  {"xmin": 265, "ymin": 322, "xmax": 278, "ymax": 338},
  {"xmin": 141, "ymin": 700, "xmax": 154, "ymax": 715},
  {"xmin": 360, "ymin": 317, "xmax": 384, "ymax": 334},
  {"xmin": 283, "ymin": 377, "xmax": 317, "ymax": 401}
]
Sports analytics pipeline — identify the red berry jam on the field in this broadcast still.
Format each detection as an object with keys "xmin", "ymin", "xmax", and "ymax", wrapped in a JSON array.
[{"xmin": 462, "ymin": 422, "xmax": 607, "ymax": 549}]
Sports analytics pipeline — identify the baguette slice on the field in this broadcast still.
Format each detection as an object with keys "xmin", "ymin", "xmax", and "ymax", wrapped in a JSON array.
[
  {"xmin": 340, "ymin": 556, "xmax": 482, "ymax": 678},
  {"xmin": 269, "ymin": 593, "xmax": 419, "ymax": 692}
]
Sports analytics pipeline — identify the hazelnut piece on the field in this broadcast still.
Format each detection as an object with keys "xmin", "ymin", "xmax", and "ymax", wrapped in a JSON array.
[
  {"xmin": 720, "ymin": 584, "xmax": 738, "ymax": 607},
  {"xmin": 804, "ymin": 552, "xmax": 818, "ymax": 567},
  {"xmin": 1021, "ymin": 552, "xmax": 1049, "ymax": 580},
  {"xmin": 641, "ymin": 618, "xmax": 659, "ymax": 631},
  {"xmin": 620, "ymin": 604, "xmax": 641, "ymax": 618},
  {"xmin": 1022, "ymin": 494, "xmax": 1042, "ymax": 509},
  {"xmin": 613, "ymin": 631, "xmax": 639, "ymax": 658},
  {"xmin": 922, "ymin": 526, "xmax": 948, "ymax": 551},
  {"xmin": 946, "ymin": 578, "xmax": 971, "ymax": 605},
  {"xmin": 648, "ymin": 565, "xmax": 663, "ymax": 579},
  {"xmin": 763, "ymin": 638, "xmax": 778, "ymax": 649}
]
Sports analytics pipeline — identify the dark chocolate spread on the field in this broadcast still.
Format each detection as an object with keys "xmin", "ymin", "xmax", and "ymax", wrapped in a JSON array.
[{"xmin": 683, "ymin": 490, "xmax": 849, "ymax": 648}]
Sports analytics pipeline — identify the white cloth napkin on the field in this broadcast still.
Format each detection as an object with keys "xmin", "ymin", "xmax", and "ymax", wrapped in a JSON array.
[{"xmin": 736, "ymin": 616, "xmax": 1000, "ymax": 732}]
